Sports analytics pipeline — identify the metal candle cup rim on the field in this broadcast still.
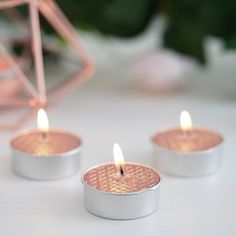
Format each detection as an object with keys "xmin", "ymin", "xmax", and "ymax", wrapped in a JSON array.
[
  {"xmin": 152, "ymin": 125, "xmax": 224, "ymax": 155},
  {"xmin": 10, "ymin": 128, "xmax": 82, "ymax": 157},
  {"xmin": 81, "ymin": 162, "xmax": 161, "ymax": 196}
]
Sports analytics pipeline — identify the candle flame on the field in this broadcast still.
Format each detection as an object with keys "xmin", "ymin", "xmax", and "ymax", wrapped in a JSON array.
[
  {"xmin": 113, "ymin": 143, "xmax": 125, "ymax": 170},
  {"xmin": 180, "ymin": 110, "xmax": 192, "ymax": 131},
  {"xmin": 37, "ymin": 108, "xmax": 49, "ymax": 132}
]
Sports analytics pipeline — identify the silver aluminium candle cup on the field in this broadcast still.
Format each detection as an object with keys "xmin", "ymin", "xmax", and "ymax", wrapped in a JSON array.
[
  {"xmin": 10, "ymin": 129, "xmax": 82, "ymax": 180},
  {"xmin": 152, "ymin": 127, "xmax": 224, "ymax": 177},
  {"xmin": 82, "ymin": 162, "xmax": 161, "ymax": 220}
]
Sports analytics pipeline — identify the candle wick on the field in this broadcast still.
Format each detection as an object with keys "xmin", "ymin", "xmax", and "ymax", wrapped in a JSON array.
[
  {"xmin": 41, "ymin": 131, "xmax": 47, "ymax": 141},
  {"xmin": 120, "ymin": 166, "xmax": 124, "ymax": 177},
  {"xmin": 184, "ymin": 130, "xmax": 195, "ymax": 140}
]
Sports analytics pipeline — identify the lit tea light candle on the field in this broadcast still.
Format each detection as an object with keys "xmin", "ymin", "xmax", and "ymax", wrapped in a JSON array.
[
  {"xmin": 152, "ymin": 111, "xmax": 223, "ymax": 176},
  {"xmin": 82, "ymin": 143, "xmax": 161, "ymax": 220},
  {"xmin": 11, "ymin": 108, "xmax": 82, "ymax": 180}
]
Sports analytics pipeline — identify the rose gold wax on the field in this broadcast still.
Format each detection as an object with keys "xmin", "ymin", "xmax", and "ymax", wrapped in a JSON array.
[
  {"xmin": 152, "ymin": 127, "xmax": 223, "ymax": 152},
  {"xmin": 11, "ymin": 129, "xmax": 81, "ymax": 156},
  {"xmin": 83, "ymin": 163, "xmax": 160, "ymax": 193}
]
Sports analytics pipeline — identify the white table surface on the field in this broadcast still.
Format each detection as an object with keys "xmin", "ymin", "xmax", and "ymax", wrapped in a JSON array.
[{"xmin": 0, "ymin": 61, "xmax": 236, "ymax": 236}]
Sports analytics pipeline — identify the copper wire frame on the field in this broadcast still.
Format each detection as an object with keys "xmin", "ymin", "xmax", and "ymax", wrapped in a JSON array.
[{"xmin": 0, "ymin": 0, "xmax": 95, "ymax": 131}]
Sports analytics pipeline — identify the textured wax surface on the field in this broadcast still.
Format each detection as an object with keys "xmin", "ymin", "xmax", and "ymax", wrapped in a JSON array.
[
  {"xmin": 83, "ymin": 163, "xmax": 160, "ymax": 193},
  {"xmin": 153, "ymin": 127, "xmax": 223, "ymax": 152},
  {"xmin": 11, "ymin": 130, "xmax": 81, "ymax": 155}
]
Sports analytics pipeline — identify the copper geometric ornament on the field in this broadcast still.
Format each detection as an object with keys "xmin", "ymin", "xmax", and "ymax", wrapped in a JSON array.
[{"xmin": 0, "ymin": 0, "xmax": 95, "ymax": 131}]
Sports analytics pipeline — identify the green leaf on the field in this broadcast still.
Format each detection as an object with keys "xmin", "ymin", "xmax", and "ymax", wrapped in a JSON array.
[
  {"xmin": 55, "ymin": 0, "xmax": 159, "ymax": 37},
  {"xmin": 163, "ymin": 0, "xmax": 236, "ymax": 62}
]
